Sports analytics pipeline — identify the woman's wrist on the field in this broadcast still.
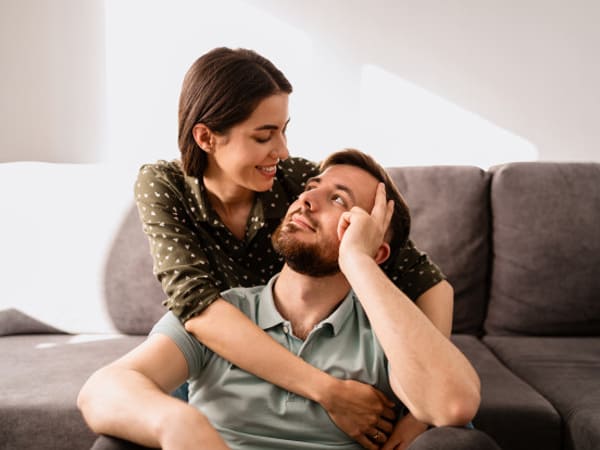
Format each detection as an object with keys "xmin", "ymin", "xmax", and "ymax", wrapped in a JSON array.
[{"xmin": 309, "ymin": 372, "xmax": 339, "ymax": 408}]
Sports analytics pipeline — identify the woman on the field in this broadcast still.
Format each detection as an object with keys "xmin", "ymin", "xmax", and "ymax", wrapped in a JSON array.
[{"xmin": 135, "ymin": 47, "xmax": 453, "ymax": 449}]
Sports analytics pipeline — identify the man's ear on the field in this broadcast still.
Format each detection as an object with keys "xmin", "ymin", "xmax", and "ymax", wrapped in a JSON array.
[
  {"xmin": 374, "ymin": 242, "xmax": 391, "ymax": 265},
  {"xmin": 192, "ymin": 123, "xmax": 215, "ymax": 153}
]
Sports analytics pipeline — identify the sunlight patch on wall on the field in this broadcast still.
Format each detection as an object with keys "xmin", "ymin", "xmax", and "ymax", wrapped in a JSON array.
[{"xmin": 358, "ymin": 65, "xmax": 538, "ymax": 168}]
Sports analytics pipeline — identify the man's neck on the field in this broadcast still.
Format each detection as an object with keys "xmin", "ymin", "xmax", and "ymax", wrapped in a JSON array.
[{"xmin": 272, "ymin": 265, "xmax": 351, "ymax": 340}]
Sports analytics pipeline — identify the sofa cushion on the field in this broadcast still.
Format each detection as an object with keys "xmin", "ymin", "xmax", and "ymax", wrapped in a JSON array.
[
  {"xmin": 485, "ymin": 162, "xmax": 600, "ymax": 336},
  {"xmin": 0, "ymin": 334, "xmax": 145, "ymax": 450},
  {"xmin": 0, "ymin": 308, "xmax": 66, "ymax": 336},
  {"xmin": 452, "ymin": 335, "xmax": 560, "ymax": 450},
  {"xmin": 483, "ymin": 336, "xmax": 600, "ymax": 450},
  {"xmin": 104, "ymin": 205, "xmax": 166, "ymax": 334},
  {"xmin": 389, "ymin": 166, "xmax": 491, "ymax": 334}
]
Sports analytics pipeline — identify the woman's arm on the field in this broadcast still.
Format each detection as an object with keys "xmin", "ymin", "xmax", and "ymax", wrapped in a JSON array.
[
  {"xmin": 185, "ymin": 300, "xmax": 396, "ymax": 450},
  {"xmin": 415, "ymin": 280, "xmax": 454, "ymax": 338}
]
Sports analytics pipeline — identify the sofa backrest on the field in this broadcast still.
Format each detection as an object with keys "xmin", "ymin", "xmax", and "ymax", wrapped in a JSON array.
[
  {"xmin": 484, "ymin": 162, "xmax": 600, "ymax": 336},
  {"xmin": 389, "ymin": 166, "xmax": 492, "ymax": 335},
  {"xmin": 104, "ymin": 205, "xmax": 166, "ymax": 334}
]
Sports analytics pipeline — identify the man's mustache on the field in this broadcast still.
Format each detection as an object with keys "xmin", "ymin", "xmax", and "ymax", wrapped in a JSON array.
[{"xmin": 286, "ymin": 207, "xmax": 317, "ymax": 231}]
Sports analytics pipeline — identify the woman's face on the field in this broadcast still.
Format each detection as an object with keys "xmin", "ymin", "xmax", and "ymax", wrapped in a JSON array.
[{"xmin": 205, "ymin": 93, "xmax": 290, "ymax": 193}]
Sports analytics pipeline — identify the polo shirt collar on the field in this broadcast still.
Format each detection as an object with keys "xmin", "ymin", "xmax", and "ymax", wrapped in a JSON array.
[
  {"xmin": 258, "ymin": 275, "xmax": 356, "ymax": 337},
  {"xmin": 257, "ymin": 275, "xmax": 285, "ymax": 330}
]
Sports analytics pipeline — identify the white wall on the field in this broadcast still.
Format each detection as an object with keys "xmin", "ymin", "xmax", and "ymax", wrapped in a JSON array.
[
  {"xmin": 248, "ymin": 0, "xmax": 600, "ymax": 164},
  {"xmin": 1, "ymin": 0, "xmax": 598, "ymax": 165},
  {"xmin": 0, "ymin": 0, "xmax": 106, "ymax": 163}
]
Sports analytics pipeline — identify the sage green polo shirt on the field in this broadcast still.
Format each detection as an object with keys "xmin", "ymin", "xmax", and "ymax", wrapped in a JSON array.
[
  {"xmin": 136, "ymin": 157, "xmax": 445, "ymax": 323},
  {"xmin": 151, "ymin": 275, "xmax": 400, "ymax": 450}
]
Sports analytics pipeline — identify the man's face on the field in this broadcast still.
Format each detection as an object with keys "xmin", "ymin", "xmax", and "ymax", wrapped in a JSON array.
[{"xmin": 272, "ymin": 164, "xmax": 380, "ymax": 276}]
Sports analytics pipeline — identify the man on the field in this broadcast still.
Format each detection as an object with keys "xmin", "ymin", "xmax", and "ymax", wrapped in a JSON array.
[{"xmin": 78, "ymin": 149, "xmax": 481, "ymax": 450}]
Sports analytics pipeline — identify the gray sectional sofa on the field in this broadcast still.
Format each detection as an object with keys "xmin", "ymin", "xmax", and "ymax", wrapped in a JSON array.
[{"xmin": 1, "ymin": 161, "xmax": 599, "ymax": 450}]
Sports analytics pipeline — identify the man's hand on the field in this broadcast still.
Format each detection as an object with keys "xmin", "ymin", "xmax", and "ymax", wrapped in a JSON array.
[
  {"xmin": 319, "ymin": 378, "xmax": 396, "ymax": 450},
  {"xmin": 337, "ymin": 183, "xmax": 394, "ymax": 269}
]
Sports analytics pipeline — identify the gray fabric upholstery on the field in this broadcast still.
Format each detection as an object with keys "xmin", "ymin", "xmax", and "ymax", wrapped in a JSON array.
[
  {"xmin": 91, "ymin": 436, "xmax": 157, "ymax": 450},
  {"xmin": 0, "ymin": 308, "xmax": 67, "ymax": 336},
  {"xmin": 484, "ymin": 336, "xmax": 600, "ymax": 450},
  {"xmin": 389, "ymin": 166, "xmax": 491, "ymax": 334},
  {"xmin": 406, "ymin": 426, "xmax": 501, "ymax": 450},
  {"xmin": 0, "ymin": 334, "xmax": 144, "ymax": 450},
  {"xmin": 453, "ymin": 334, "xmax": 561, "ymax": 450},
  {"xmin": 104, "ymin": 205, "xmax": 166, "ymax": 335},
  {"xmin": 485, "ymin": 162, "xmax": 600, "ymax": 336}
]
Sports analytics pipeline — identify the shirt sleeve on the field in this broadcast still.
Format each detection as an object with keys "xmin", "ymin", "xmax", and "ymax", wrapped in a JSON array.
[
  {"xmin": 382, "ymin": 239, "xmax": 446, "ymax": 301},
  {"xmin": 150, "ymin": 312, "xmax": 208, "ymax": 373},
  {"xmin": 135, "ymin": 163, "xmax": 222, "ymax": 323}
]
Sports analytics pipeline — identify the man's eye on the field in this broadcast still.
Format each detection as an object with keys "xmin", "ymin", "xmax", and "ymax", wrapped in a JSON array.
[{"xmin": 333, "ymin": 195, "xmax": 346, "ymax": 206}]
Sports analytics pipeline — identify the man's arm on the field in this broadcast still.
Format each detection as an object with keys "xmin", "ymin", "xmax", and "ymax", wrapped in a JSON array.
[
  {"xmin": 337, "ymin": 189, "xmax": 480, "ymax": 427},
  {"xmin": 77, "ymin": 334, "xmax": 229, "ymax": 450}
]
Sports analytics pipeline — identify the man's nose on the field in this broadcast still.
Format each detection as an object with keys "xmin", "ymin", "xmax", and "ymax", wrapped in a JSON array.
[{"xmin": 298, "ymin": 189, "xmax": 318, "ymax": 211}]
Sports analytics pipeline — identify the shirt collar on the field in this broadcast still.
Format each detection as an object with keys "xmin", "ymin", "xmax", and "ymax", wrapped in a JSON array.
[
  {"xmin": 257, "ymin": 274, "xmax": 356, "ymax": 337},
  {"xmin": 183, "ymin": 173, "xmax": 215, "ymax": 224}
]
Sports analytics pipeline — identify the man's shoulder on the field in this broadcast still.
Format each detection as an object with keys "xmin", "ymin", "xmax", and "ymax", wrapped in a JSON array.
[{"xmin": 220, "ymin": 285, "xmax": 267, "ymax": 318}]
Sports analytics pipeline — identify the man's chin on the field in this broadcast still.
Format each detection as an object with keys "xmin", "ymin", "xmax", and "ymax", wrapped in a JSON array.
[
  {"xmin": 285, "ymin": 252, "xmax": 340, "ymax": 278},
  {"xmin": 286, "ymin": 261, "xmax": 340, "ymax": 278}
]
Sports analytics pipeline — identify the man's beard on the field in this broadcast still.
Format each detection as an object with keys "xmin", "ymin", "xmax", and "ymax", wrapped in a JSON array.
[{"xmin": 272, "ymin": 221, "xmax": 340, "ymax": 277}]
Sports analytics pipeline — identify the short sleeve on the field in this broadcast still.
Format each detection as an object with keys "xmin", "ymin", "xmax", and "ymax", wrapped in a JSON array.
[{"xmin": 150, "ymin": 312, "xmax": 208, "ymax": 374}]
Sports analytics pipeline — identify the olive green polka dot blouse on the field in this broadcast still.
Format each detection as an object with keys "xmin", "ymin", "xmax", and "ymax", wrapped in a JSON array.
[{"xmin": 135, "ymin": 157, "xmax": 445, "ymax": 323}]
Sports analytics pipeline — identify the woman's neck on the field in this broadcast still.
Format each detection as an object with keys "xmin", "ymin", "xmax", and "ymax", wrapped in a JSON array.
[{"xmin": 203, "ymin": 174, "xmax": 255, "ymax": 240}]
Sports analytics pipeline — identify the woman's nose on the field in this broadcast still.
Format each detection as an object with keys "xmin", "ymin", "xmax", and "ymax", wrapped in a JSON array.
[
  {"xmin": 276, "ymin": 142, "xmax": 289, "ymax": 161},
  {"xmin": 279, "ymin": 144, "xmax": 290, "ymax": 161}
]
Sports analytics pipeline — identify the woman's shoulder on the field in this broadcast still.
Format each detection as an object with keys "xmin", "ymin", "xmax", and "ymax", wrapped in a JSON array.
[
  {"xmin": 278, "ymin": 156, "xmax": 319, "ymax": 173},
  {"xmin": 275, "ymin": 156, "xmax": 319, "ymax": 197},
  {"xmin": 137, "ymin": 159, "xmax": 185, "ymax": 183},
  {"xmin": 277, "ymin": 156, "xmax": 319, "ymax": 183}
]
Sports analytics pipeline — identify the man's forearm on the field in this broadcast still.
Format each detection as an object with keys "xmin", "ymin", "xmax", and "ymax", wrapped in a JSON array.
[
  {"xmin": 78, "ymin": 366, "xmax": 229, "ymax": 449},
  {"xmin": 340, "ymin": 252, "xmax": 480, "ymax": 427}
]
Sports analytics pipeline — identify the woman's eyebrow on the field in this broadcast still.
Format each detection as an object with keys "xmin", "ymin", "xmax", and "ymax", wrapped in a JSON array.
[{"xmin": 254, "ymin": 118, "xmax": 290, "ymax": 131}]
